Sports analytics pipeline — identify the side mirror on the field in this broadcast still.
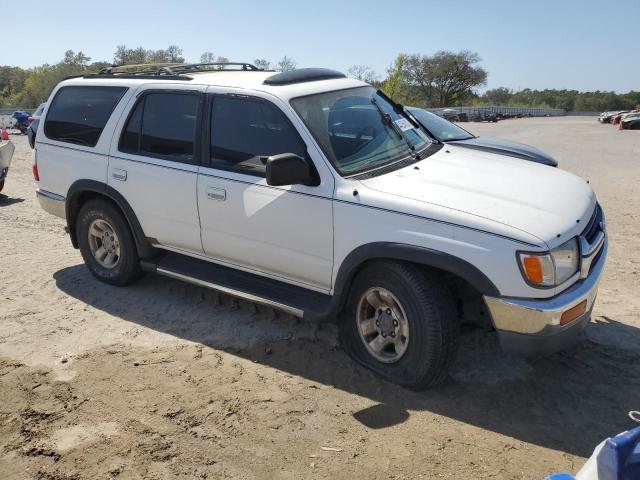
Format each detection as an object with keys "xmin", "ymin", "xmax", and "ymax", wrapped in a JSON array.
[{"xmin": 265, "ymin": 153, "xmax": 319, "ymax": 187}]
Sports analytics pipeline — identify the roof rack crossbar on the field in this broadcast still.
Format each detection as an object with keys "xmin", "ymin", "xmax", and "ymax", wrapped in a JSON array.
[{"xmin": 92, "ymin": 62, "xmax": 267, "ymax": 78}]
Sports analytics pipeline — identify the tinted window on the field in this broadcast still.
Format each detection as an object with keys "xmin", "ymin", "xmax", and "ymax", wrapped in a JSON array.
[
  {"xmin": 119, "ymin": 97, "xmax": 143, "ymax": 152},
  {"xmin": 119, "ymin": 92, "xmax": 199, "ymax": 163},
  {"xmin": 44, "ymin": 86, "xmax": 127, "ymax": 147},
  {"xmin": 210, "ymin": 96, "xmax": 305, "ymax": 176}
]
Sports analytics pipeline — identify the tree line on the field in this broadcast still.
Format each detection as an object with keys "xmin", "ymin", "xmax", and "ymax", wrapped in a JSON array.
[{"xmin": 1, "ymin": 47, "xmax": 638, "ymax": 112}]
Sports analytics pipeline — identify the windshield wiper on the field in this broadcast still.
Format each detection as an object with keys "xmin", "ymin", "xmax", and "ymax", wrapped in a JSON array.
[
  {"xmin": 370, "ymin": 96, "xmax": 418, "ymax": 159},
  {"xmin": 375, "ymin": 90, "xmax": 441, "ymax": 145}
]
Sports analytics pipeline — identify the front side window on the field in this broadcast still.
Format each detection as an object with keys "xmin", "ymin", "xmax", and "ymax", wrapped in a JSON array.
[
  {"xmin": 291, "ymin": 86, "xmax": 432, "ymax": 176},
  {"xmin": 119, "ymin": 92, "xmax": 199, "ymax": 163},
  {"xmin": 44, "ymin": 86, "xmax": 127, "ymax": 147},
  {"xmin": 209, "ymin": 96, "xmax": 306, "ymax": 176}
]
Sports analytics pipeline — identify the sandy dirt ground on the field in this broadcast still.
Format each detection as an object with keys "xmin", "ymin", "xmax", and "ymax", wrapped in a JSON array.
[{"xmin": 0, "ymin": 117, "xmax": 639, "ymax": 480}]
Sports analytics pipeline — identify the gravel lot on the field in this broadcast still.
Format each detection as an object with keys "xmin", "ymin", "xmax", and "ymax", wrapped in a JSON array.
[{"xmin": 1, "ymin": 117, "xmax": 638, "ymax": 479}]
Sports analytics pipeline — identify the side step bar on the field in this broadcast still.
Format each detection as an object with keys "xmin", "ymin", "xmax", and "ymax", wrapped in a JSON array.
[{"xmin": 141, "ymin": 252, "xmax": 340, "ymax": 322}]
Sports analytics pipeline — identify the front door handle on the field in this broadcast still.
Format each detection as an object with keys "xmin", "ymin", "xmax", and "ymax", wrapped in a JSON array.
[
  {"xmin": 206, "ymin": 187, "xmax": 226, "ymax": 201},
  {"xmin": 112, "ymin": 168, "xmax": 127, "ymax": 181}
]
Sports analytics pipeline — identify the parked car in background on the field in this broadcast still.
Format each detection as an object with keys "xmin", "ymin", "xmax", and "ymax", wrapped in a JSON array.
[
  {"xmin": 611, "ymin": 111, "xmax": 630, "ymax": 125},
  {"xmin": 407, "ymin": 107, "xmax": 558, "ymax": 166},
  {"xmin": 599, "ymin": 110, "xmax": 629, "ymax": 124},
  {"xmin": 27, "ymin": 103, "xmax": 46, "ymax": 148},
  {"xmin": 441, "ymin": 108, "xmax": 459, "ymax": 121},
  {"xmin": 620, "ymin": 112, "xmax": 640, "ymax": 130},
  {"xmin": 0, "ymin": 138, "xmax": 15, "ymax": 192},
  {"xmin": 598, "ymin": 111, "xmax": 616, "ymax": 123}
]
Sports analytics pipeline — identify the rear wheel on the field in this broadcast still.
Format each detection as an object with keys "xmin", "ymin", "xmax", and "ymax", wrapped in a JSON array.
[
  {"xmin": 339, "ymin": 261, "xmax": 459, "ymax": 389},
  {"xmin": 76, "ymin": 199, "xmax": 143, "ymax": 286}
]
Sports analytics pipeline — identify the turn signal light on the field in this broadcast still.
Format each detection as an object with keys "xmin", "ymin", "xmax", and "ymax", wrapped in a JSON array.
[
  {"xmin": 560, "ymin": 300, "xmax": 587, "ymax": 326},
  {"xmin": 522, "ymin": 256, "xmax": 543, "ymax": 284}
]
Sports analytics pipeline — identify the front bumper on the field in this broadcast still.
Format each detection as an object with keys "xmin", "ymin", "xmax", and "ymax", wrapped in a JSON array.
[{"xmin": 484, "ymin": 235, "xmax": 607, "ymax": 356}]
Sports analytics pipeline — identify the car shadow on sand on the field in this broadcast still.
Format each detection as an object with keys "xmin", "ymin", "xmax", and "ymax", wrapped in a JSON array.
[
  {"xmin": 0, "ymin": 194, "xmax": 24, "ymax": 206},
  {"xmin": 54, "ymin": 264, "xmax": 640, "ymax": 458}
]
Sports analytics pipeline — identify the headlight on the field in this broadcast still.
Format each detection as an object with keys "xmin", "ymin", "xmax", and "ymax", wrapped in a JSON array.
[{"xmin": 517, "ymin": 238, "xmax": 579, "ymax": 288}]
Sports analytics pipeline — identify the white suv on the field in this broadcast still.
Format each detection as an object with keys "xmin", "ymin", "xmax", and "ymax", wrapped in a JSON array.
[{"xmin": 33, "ymin": 63, "xmax": 607, "ymax": 389}]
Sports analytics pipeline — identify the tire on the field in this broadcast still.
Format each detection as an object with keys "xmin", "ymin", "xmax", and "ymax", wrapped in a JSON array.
[
  {"xmin": 76, "ymin": 199, "xmax": 143, "ymax": 286},
  {"xmin": 0, "ymin": 179, "xmax": 4, "ymax": 193},
  {"xmin": 339, "ymin": 260, "xmax": 459, "ymax": 390}
]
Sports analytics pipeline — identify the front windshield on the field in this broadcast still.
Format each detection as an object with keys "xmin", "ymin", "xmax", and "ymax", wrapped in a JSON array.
[
  {"xmin": 408, "ymin": 108, "xmax": 474, "ymax": 142},
  {"xmin": 291, "ymin": 86, "xmax": 431, "ymax": 176}
]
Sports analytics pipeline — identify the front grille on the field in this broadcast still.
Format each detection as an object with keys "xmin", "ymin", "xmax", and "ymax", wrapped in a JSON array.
[
  {"xmin": 581, "ymin": 203, "xmax": 603, "ymax": 244},
  {"xmin": 589, "ymin": 243, "xmax": 604, "ymax": 275}
]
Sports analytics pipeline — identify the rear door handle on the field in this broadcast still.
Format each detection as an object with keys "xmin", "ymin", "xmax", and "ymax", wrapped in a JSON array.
[
  {"xmin": 206, "ymin": 187, "xmax": 226, "ymax": 201},
  {"xmin": 112, "ymin": 168, "xmax": 127, "ymax": 181}
]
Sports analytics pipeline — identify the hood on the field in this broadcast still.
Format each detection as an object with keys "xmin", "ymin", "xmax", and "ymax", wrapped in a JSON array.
[
  {"xmin": 449, "ymin": 137, "xmax": 558, "ymax": 167},
  {"xmin": 358, "ymin": 144, "xmax": 595, "ymax": 246}
]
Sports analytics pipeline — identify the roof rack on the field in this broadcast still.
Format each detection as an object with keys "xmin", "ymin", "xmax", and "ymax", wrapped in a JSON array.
[
  {"xmin": 83, "ymin": 62, "xmax": 271, "ymax": 81},
  {"xmin": 263, "ymin": 68, "xmax": 346, "ymax": 86}
]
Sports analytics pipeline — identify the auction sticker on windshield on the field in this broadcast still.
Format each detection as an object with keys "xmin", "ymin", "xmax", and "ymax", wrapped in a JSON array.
[{"xmin": 394, "ymin": 118, "xmax": 414, "ymax": 132}]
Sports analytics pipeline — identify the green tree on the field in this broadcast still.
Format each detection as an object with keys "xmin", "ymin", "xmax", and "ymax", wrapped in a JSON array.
[
  {"xmin": 402, "ymin": 50, "xmax": 487, "ymax": 107},
  {"xmin": 276, "ymin": 56, "xmax": 297, "ymax": 72},
  {"xmin": 200, "ymin": 52, "xmax": 216, "ymax": 63},
  {"xmin": 346, "ymin": 65, "xmax": 378, "ymax": 83},
  {"xmin": 381, "ymin": 54, "xmax": 408, "ymax": 101},
  {"xmin": 254, "ymin": 58, "xmax": 271, "ymax": 70},
  {"xmin": 482, "ymin": 87, "xmax": 512, "ymax": 105}
]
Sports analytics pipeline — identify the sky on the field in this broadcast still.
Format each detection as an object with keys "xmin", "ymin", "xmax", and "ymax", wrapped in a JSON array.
[{"xmin": 2, "ymin": 0, "xmax": 638, "ymax": 93}]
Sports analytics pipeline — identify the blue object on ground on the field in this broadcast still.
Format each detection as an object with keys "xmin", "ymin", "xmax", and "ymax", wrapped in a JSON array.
[{"xmin": 597, "ymin": 426, "xmax": 640, "ymax": 480}]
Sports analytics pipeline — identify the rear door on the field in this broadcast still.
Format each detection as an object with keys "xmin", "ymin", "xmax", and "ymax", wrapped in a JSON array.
[
  {"xmin": 197, "ymin": 89, "xmax": 335, "ymax": 291},
  {"xmin": 108, "ymin": 84, "xmax": 206, "ymax": 253}
]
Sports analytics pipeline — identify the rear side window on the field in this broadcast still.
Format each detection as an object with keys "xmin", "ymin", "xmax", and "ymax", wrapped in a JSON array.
[
  {"xmin": 209, "ymin": 96, "xmax": 306, "ymax": 176},
  {"xmin": 44, "ymin": 86, "xmax": 127, "ymax": 147},
  {"xmin": 119, "ymin": 92, "xmax": 199, "ymax": 163}
]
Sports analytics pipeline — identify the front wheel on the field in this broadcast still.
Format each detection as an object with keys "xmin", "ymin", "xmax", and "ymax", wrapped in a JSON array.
[
  {"xmin": 76, "ymin": 199, "xmax": 143, "ymax": 286},
  {"xmin": 339, "ymin": 261, "xmax": 459, "ymax": 389}
]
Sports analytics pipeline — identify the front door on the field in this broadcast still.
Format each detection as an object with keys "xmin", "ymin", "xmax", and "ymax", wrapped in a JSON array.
[{"xmin": 197, "ymin": 91, "xmax": 335, "ymax": 291}]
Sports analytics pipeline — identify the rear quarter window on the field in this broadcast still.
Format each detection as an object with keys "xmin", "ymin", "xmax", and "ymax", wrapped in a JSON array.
[{"xmin": 44, "ymin": 86, "xmax": 128, "ymax": 147}]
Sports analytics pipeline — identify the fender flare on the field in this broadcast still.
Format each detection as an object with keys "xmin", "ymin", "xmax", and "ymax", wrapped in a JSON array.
[
  {"xmin": 333, "ymin": 242, "xmax": 500, "ymax": 297},
  {"xmin": 65, "ymin": 179, "xmax": 156, "ymax": 258}
]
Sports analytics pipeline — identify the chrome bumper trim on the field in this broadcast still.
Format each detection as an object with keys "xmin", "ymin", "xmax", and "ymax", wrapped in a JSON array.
[
  {"xmin": 36, "ymin": 188, "xmax": 66, "ymax": 219},
  {"xmin": 484, "ymin": 235, "xmax": 607, "ymax": 336}
]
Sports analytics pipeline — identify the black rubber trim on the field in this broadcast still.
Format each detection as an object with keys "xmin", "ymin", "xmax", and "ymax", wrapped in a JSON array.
[
  {"xmin": 65, "ymin": 179, "xmax": 155, "ymax": 258},
  {"xmin": 334, "ymin": 242, "xmax": 500, "ymax": 297}
]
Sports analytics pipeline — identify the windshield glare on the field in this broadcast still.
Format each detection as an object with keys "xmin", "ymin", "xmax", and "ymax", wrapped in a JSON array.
[
  {"xmin": 408, "ymin": 108, "xmax": 474, "ymax": 141},
  {"xmin": 291, "ymin": 86, "xmax": 431, "ymax": 176}
]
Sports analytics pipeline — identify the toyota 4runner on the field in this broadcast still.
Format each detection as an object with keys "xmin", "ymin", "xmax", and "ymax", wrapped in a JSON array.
[{"xmin": 33, "ymin": 63, "xmax": 607, "ymax": 389}]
